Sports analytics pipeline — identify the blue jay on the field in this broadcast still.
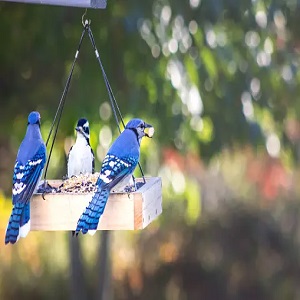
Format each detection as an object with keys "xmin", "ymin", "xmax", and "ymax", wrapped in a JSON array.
[
  {"xmin": 67, "ymin": 118, "xmax": 95, "ymax": 177},
  {"xmin": 74, "ymin": 118, "xmax": 153, "ymax": 235},
  {"xmin": 5, "ymin": 111, "xmax": 46, "ymax": 244}
]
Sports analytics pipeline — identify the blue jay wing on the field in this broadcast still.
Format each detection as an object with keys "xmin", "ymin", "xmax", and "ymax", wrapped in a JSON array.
[
  {"xmin": 12, "ymin": 145, "xmax": 46, "ymax": 204},
  {"xmin": 97, "ymin": 154, "xmax": 138, "ymax": 189}
]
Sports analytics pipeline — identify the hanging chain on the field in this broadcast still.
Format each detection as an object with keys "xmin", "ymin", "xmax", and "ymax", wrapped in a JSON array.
[
  {"xmin": 86, "ymin": 24, "xmax": 146, "ymax": 183},
  {"xmin": 86, "ymin": 26, "xmax": 124, "ymax": 133},
  {"xmin": 43, "ymin": 20, "xmax": 146, "ymax": 184},
  {"xmin": 43, "ymin": 26, "xmax": 87, "ymax": 182}
]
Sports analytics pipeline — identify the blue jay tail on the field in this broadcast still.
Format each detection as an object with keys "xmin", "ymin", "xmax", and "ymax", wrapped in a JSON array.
[
  {"xmin": 74, "ymin": 188, "xmax": 110, "ymax": 236},
  {"xmin": 5, "ymin": 202, "xmax": 29, "ymax": 244}
]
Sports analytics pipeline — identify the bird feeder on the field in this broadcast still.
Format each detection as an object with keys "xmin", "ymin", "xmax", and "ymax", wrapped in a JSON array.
[
  {"xmin": 31, "ymin": 177, "xmax": 162, "ymax": 231},
  {"xmin": 16, "ymin": 17, "xmax": 163, "ymax": 232}
]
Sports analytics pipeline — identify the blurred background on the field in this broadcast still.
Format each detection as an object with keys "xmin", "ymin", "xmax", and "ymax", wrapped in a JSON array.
[{"xmin": 1, "ymin": 0, "xmax": 300, "ymax": 299}]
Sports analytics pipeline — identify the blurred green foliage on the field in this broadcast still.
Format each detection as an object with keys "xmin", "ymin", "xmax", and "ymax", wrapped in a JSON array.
[
  {"xmin": 1, "ymin": 0, "xmax": 300, "ymax": 181},
  {"xmin": 1, "ymin": 0, "xmax": 300, "ymax": 299}
]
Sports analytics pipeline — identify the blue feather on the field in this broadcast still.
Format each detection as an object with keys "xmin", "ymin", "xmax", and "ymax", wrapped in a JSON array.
[{"xmin": 5, "ymin": 202, "xmax": 26, "ymax": 244}]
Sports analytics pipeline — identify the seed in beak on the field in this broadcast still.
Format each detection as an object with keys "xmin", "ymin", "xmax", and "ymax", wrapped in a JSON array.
[{"xmin": 145, "ymin": 126, "xmax": 155, "ymax": 138}]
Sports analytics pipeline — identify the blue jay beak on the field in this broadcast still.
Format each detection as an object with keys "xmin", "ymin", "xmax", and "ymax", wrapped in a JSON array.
[{"xmin": 144, "ymin": 123, "xmax": 154, "ymax": 138}]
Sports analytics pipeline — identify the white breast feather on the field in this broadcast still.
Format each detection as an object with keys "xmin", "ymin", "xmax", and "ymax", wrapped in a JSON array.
[{"xmin": 68, "ymin": 135, "xmax": 94, "ymax": 177}]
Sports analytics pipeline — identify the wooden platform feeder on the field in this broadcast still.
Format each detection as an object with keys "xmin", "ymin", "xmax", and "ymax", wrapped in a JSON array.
[{"xmin": 31, "ymin": 177, "xmax": 162, "ymax": 231}]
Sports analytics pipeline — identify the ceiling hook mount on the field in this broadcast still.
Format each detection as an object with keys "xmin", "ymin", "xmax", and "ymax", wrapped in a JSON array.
[{"xmin": 82, "ymin": 8, "xmax": 91, "ymax": 28}]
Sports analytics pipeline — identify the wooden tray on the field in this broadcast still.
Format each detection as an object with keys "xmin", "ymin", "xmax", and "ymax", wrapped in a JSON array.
[{"xmin": 31, "ymin": 177, "xmax": 162, "ymax": 231}]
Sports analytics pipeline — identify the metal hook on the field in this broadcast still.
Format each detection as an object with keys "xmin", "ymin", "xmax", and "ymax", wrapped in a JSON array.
[{"xmin": 82, "ymin": 8, "xmax": 91, "ymax": 27}]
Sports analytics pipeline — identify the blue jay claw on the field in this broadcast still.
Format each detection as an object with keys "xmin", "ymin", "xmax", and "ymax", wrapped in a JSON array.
[
  {"xmin": 124, "ymin": 176, "xmax": 137, "ymax": 194},
  {"xmin": 38, "ymin": 181, "xmax": 55, "ymax": 200},
  {"xmin": 124, "ymin": 185, "xmax": 136, "ymax": 193}
]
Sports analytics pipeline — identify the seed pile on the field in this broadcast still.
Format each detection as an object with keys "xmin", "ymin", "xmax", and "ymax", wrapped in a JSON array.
[
  {"xmin": 56, "ymin": 173, "xmax": 100, "ymax": 194},
  {"xmin": 37, "ymin": 173, "xmax": 145, "ymax": 195}
]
